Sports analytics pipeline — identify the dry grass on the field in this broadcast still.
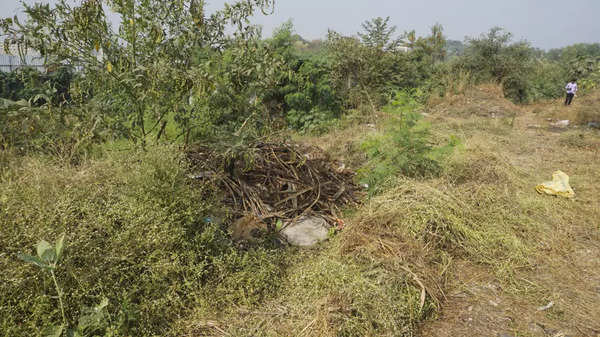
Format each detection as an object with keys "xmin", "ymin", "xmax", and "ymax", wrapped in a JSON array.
[
  {"xmin": 175, "ymin": 85, "xmax": 600, "ymax": 336},
  {"xmin": 527, "ymin": 90, "xmax": 600, "ymax": 125},
  {"xmin": 421, "ymin": 86, "xmax": 600, "ymax": 336},
  {"xmin": 294, "ymin": 121, "xmax": 376, "ymax": 170},
  {"xmin": 427, "ymin": 83, "xmax": 523, "ymax": 119}
]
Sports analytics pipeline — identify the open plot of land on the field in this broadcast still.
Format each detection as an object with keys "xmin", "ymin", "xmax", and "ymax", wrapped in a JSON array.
[
  {"xmin": 420, "ymin": 88, "xmax": 600, "ymax": 337},
  {"xmin": 1, "ymin": 86, "xmax": 598, "ymax": 337},
  {"xmin": 225, "ymin": 86, "xmax": 600, "ymax": 337}
]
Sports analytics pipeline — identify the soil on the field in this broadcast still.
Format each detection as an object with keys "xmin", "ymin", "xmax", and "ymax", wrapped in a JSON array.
[{"xmin": 420, "ymin": 104, "xmax": 600, "ymax": 337}]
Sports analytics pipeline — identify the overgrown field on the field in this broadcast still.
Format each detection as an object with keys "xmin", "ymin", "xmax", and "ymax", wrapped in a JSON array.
[
  {"xmin": 1, "ymin": 1, "xmax": 599, "ymax": 335},
  {"xmin": 2, "ymin": 85, "xmax": 598, "ymax": 336}
]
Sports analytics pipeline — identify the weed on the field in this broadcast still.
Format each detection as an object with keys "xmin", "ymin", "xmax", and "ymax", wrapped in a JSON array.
[
  {"xmin": 358, "ymin": 90, "xmax": 458, "ymax": 193},
  {"xmin": 0, "ymin": 145, "xmax": 287, "ymax": 336},
  {"xmin": 18, "ymin": 235, "xmax": 118, "ymax": 336}
]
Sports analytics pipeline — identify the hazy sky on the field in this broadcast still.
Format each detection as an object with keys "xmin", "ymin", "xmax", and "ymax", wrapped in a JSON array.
[{"xmin": 2, "ymin": 0, "xmax": 599, "ymax": 49}]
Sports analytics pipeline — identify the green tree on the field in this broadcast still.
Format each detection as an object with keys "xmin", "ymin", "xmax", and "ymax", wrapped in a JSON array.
[
  {"xmin": 358, "ymin": 16, "xmax": 403, "ymax": 52},
  {"xmin": 457, "ymin": 27, "xmax": 535, "ymax": 102},
  {"xmin": 446, "ymin": 39, "xmax": 465, "ymax": 58},
  {"xmin": 1, "ymin": 0, "xmax": 276, "ymax": 147}
]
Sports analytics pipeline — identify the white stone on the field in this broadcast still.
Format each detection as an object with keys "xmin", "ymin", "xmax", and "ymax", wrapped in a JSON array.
[{"xmin": 281, "ymin": 216, "xmax": 329, "ymax": 247}]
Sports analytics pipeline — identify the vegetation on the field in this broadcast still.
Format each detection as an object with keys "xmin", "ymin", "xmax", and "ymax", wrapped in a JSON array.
[
  {"xmin": 0, "ymin": 66, "xmax": 73, "ymax": 103},
  {"xmin": 1, "ymin": 1, "xmax": 599, "ymax": 335},
  {"xmin": 359, "ymin": 89, "xmax": 458, "ymax": 193}
]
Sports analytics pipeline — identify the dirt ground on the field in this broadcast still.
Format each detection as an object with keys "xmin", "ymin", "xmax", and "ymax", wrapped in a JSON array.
[
  {"xmin": 199, "ymin": 89, "xmax": 600, "ymax": 337},
  {"xmin": 420, "ymin": 97, "xmax": 600, "ymax": 337}
]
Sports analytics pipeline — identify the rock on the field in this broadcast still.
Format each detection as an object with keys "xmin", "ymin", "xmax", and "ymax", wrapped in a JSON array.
[
  {"xmin": 281, "ymin": 216, "xmax": 330, "ymax": 247},
  {"xmin": 550, "ymin": 120, "xmax": 570, "ymax": 128},
  {"xmin": 587, "ymin": 121, "xmax": 600, "ymax": 129}
]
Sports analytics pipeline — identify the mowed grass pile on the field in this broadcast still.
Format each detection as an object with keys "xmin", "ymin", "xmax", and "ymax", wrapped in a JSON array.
[{"xmin": 0, "ymin": 147, "xmax": 286, "ymax": 336}]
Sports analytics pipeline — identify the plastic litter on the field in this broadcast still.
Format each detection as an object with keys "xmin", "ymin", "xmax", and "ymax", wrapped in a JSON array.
[
  {"xmin": 535, "ymin": 171, "xmax": 575, "ymax": 198},
  {"xmin": 550, "ymin": 120, "xmax": 570, "ymax": 128},
  {"xmin": 537, "ymin": 301, "xmax": 554, "ymax": 311},
  {"xmin": 280, "ymin": 216, "xmax": 329, "ymax": 247}
]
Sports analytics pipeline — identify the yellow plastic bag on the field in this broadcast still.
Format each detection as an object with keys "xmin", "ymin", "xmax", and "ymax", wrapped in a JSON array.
[{"xmin": 536, "ymin": 171, "xmax": 575, "ymax": 198}]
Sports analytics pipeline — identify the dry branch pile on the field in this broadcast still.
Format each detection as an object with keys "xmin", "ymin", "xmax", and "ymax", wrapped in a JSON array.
[{"xmin": 187, "ymin": 142, "xmax": 361, "ymax": 224}]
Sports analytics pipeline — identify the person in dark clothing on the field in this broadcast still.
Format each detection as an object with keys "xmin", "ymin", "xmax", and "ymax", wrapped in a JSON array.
[{"xmin": 565, "ymin": 79, "xmax": 578, "ymax": 105}]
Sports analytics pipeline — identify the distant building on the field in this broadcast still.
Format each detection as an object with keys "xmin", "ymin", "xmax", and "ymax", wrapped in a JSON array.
[{"xmin": 0, "ymin": 41, "xmax": 44, "ymax": 72}]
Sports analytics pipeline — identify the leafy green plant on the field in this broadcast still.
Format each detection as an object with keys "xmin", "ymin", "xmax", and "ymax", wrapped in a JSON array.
[
  {"xmin": 0, "ymin": 66, "xmax": 73, "ymax": 105},
  {"xmin": 18, "ymin": 235, "xmax": 115, "ymax": 337},
  {"xmin": 1, "ymin": 0, "xmax": 277, "ymax": 148},
  {"xmin": 455, "ymin": 27, "xmax": 536, "ymax": 103},
  {"xmin": 327, "ymin": 22, "xmax": 446, "ymax": 111},
  {"xmin": 0, "ymin": 97, "xmax": 105, "ymax": 161},
  {"xmin": 18, "ymin": 235, "xmax": 67, "ymax": 334},
  {"xmin": 359, "ymin": 90, "xmax": 457, "ymax": 193},
  {"xmin": 383, "ymin": 87, "xmax": 427, "ymax": 113},
  {"xmin": 260, "ymin": 22, "xmax": 342, "ymax": 133},
  {"xmin": 358, "ymin": 16, "xmax": 403, "ymax": 52}
]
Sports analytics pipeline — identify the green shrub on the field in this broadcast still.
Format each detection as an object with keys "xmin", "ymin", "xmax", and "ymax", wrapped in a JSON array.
[
  {"xmin": 0, "ymin": 146, "xmax": 286, "ymax": 336},
  {"xmin": 454, "ymin": 27, "xmax": 538, "ymax": 103},
  {"xmin": 359, "ymin": 90, "xmax": 457, "ymax": 193},
  {"xmin": 286, "ymin": 107, "xmax": 337, "ymax": 133},
  {"xmin": 502, "ymin": 71, "xmax": 532, "ymax": 104},
  {"xmin": 0, "ymin": 100, "xmax": 108, "ymax": 162},
  {"xmin": 0, "ymin": 67, "xmax": 74, "ymax": 104},
  {"xmin": 528, "ymin": 60, "xmax": 567, "ymax": 100},
  {"xmin": 270, "ymin": 30, "xmax": 342, "ymax": 133}
]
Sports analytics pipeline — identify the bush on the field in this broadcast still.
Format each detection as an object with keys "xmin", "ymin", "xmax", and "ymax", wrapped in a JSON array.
[
  {"xmin": 282, "ymin": 59, "xmax": 341, "ymax": 132},
  {"xmin": 0, "ymin": 147, "xmax": 286, "ymax": 336},
  {"xmin": 454, "ymin": 27, "xmax": 537, "ymax": 103},
  {"xmin": 0, "ymin": 66, "xmax": 73, "ymax": 104},
  {"xmin": 263, "ymin": 22, "xmax": 342, "ymax": 133},
  {"xmin": 286, "ymin": 107, "xmax": 337, "ymax": 133},
  {"xmin": 528, "ymin": 60, "xmax": 567, "ymax": 100},
  {"xmin": 358, "ymin": 90, "xmax": 457, "ymax": 193},
  {"xmin": 0, "ymin": 100, "xmax": 108, "ymax": 162},
  {"xmin": 327, "ymin": 31, "xmax": 420, "ymax": 109}
]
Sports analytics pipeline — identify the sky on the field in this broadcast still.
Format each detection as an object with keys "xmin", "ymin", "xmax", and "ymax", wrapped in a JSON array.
[{"xmin": 2, "ymin": 0, "xmax": 599, "ymax": 50}]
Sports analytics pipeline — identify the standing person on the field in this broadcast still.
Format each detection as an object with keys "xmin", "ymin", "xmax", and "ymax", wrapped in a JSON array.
[{"xmin": 565, "ymin": 79, "xmax": 578, "ymax": 106}]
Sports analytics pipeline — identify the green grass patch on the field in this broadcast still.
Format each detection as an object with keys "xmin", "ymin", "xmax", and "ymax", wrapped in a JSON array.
[{"xmin": 0, "ymin": 145, "xmax": 287, "ymax": 336}]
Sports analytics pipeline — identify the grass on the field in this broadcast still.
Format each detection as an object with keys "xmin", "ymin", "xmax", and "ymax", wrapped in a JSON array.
[
  {"xmin": 1, "ymin": 85, "xmax": 599, "ymax": 336},
  {"xmin": 0, "ymin": 145, "xmax": 288, "ymax": 336},
  {"xmin": 420, "ymin": 85, "xmax": 600, "ymax": 336},
  {"xmin": 527, "ymin": 89, "xmax": 600, "ymax": 125}
]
